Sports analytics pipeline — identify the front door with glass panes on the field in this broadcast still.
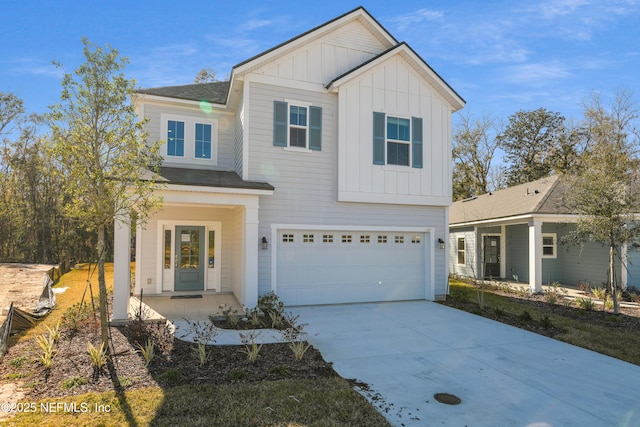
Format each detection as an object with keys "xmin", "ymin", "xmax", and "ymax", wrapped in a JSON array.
[{"xmin": 175, "ymin": 226, "xmax": 205, "ymax": 291}]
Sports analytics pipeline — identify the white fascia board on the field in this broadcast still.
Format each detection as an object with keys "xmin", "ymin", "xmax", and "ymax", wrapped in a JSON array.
[
  {"xmin": 450, "ymin": 213, "xmax": 582, "ymax": 228},
  {"xmin": 136, "ymin": 93, "xmax": 229, "ymax": 111},
  {"xmin": 157, "ymin": 183, "xmax": 273, "ymax": 197},
  {"xmin": 339, "ymin": 190, "xmax": 452, "ymax": 207}
]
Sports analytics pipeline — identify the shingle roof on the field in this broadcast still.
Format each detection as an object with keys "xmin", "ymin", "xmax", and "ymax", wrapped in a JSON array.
[
  {"xmin": 136, "ymin": 81, "xmax": 230, "ymax": 104},
  {"xmin": 449, "ymin": 175, "xmax": 573, "ymax": 225},
  {"xmin": 155, "ymin": 166, "xmax": 274, "ymax": 191}
]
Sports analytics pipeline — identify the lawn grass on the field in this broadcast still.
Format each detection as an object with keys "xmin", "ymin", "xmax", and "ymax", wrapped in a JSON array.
[
  {"xmin": 448, "ymin": 280, "xmax": 640, "ymax": 365},
  {"xmin": 4, "ymin": 379, "xmax": 389, "ymax": 427},
  {"xmin": 14, "ymin": 263, "xmax": 113, "ymax": 344}
]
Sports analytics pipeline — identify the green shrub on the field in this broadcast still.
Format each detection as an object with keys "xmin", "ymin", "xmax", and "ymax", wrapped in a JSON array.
[
  {"xmin": 540, "ymin": 316, "xmax": 553, "ymax": 329},
  {"xmin": 9, "ymin": 356, "xmax": 27, "ymax": 368},
  {"xmin": 158, "ymin": 369, "xmax": 182, "ymax": 386},
  {"xmin": 518, "ymin": 310, "xmax": 533, "ymax": 323},
  {"xmin": 60, "ymin": 376, "xmax": 87, "ymax": 390},
  {"xmin": 576, "ymin": 297, "xmax": 596, "ymax": 311}
]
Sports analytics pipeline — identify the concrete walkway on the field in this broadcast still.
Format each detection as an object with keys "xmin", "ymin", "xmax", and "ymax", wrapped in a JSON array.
[{"xmin": 292, "ymin": 301, "xmax": 640, "ymax": 427}]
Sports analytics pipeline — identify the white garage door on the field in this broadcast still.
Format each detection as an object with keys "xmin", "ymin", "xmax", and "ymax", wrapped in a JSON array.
[{"xmin": 276, "ymin": 229, "xmax": 428, "ymax": 305}]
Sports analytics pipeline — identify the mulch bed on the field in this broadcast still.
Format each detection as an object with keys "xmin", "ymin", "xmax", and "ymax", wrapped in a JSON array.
[
  {"xmin": 0, "ymin": 315, "xmax": 337, "ymax": 401},
  {"xmin": 440, "ymin": 286, "xmax": 640, "ymax": 339}
]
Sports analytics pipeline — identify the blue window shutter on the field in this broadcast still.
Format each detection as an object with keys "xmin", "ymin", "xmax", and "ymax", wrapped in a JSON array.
[
  {"xmin": 412, "ymin": 117, "xmax": 423, "ymax": 169},
  {"xmin": 373, "ymin": 112, "xmax": 385, "ymax": 165},
  {"xmin": 309, "ymin": 106, "xmax": 322, "ymax": 151},
  {"xmin": 273, "ymin": 101, "xmax": 288, "ymax": 147}
]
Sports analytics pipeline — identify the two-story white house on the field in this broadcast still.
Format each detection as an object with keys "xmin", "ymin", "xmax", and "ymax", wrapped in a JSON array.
[{"xmin": 111, "ymin": 6, "xmax": 465, "ymax": 321}]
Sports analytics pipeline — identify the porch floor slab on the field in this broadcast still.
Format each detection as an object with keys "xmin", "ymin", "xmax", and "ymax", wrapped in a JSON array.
[{"xmin": 129, "ymin": 293, "xmax": 243, "ymax": 321}]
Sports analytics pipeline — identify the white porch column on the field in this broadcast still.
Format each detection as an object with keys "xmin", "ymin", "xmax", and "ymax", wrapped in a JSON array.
[
  {"xmin": 112, "ymin": 215, "xmax": 131, "ymax": 322},
  {"xmin": 243, "ymin": 205, "xmax": 260, "ymax": 308},
  {"xmin": 528, "ymin": 219, "xmax": 543, "ymax": 293}
]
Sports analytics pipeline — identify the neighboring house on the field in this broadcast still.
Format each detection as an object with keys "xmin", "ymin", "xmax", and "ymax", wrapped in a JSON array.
[
  {"xmin": 449, "ymin": 175, "xmax": 640, "ymax": 292},
  {"xmin": 111, "ymin": 7, "xmax": 465, "ymax": 321}
]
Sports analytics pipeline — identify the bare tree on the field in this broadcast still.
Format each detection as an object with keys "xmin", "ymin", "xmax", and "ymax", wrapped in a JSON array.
[{"xmin": 452, "ymin": 113, "xmax": 502, "ymax": 200}]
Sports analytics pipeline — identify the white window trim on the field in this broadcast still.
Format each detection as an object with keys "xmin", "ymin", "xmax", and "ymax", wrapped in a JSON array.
[
  {"xmin": 542, "ymin": 233, "xmax": 557, "ymax": 259},
  {"xmin": 457, "ymin": 237, "xmax": 466, "ymax": 266},
  {"xmin": 386, "ymin": 114, "xmax": 412, "ymax": 167},
  {"xmin": 161, "ymin": 113, "xmax": 218, "ymax": 166},
  {"xmin": 284, "ymin": 99, "xmax": 312, "ymax": 150}
]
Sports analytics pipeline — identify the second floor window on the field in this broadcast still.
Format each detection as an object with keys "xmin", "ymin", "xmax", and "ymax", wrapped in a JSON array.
[
  {"xmin": 273, "ymin": 100, "xmax": 322, "ymax": 151},
  {"xmin": 386, "ymin": 116, "xmax": 411, "ymax": 166},
  {"xmin": 195, "ymin": 123, "xmax": 212, "ymax": 159},
  {"xmin": 167, "ymin": 120, "xmax": 184, "ymax": 157},
  {"xmin": 289, "ymin": 105, "xmax": 307, "ymax": 148},
  {"xmin": 162, "ymin": 114, "xmax": 218, "ymax": 164}
]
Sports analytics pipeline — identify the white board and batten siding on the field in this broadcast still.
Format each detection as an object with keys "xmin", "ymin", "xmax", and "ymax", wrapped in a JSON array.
[
  {"xmin": 338, "ymin": 56, "xmax": 453, "ymax": 206},
  {"xmin": 259, "ymin": 19, "xmax": 388, "ymax": 88}
]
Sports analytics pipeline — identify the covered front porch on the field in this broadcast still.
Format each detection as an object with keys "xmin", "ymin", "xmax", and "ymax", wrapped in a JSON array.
[
  {"xmin": 111, "ymin": 168, "xmax": 274, "ymax": 322},
  {"xmin": 471, "ymin": 216, "xmax": 614, "ymax": 292}
]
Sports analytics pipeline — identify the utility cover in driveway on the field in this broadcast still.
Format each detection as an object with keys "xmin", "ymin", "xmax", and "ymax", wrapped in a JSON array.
[{"xmin": 276, "ymin": 230, "xmax": 428, "ymax": 305}]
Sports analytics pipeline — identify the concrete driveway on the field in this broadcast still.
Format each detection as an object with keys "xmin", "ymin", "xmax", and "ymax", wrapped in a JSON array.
[{"xmin": 292, "ymin": 301, "xmax": 640, "ymax": 427}]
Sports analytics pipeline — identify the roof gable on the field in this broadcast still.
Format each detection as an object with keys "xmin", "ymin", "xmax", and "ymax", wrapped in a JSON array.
[
  {"xmin": 326, "ymin": 42, "xmax": 465, "ymax": 112},
  {"xmin": 232, "ymin": 7, "xmax": 397, "ymax": 78}
]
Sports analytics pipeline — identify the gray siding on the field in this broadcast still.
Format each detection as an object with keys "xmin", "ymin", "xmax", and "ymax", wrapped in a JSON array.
[
  {"xmin": 449, "ymin": 227, "xmax": 475, "ymax": 278},
  {"xmin": 142, "ymin": 103, "xmax": 236, "ymax": 171},
  {"xmin": 506, "ymin": 224, "xmax": 528, "ymax": 283},
  {"xmin": 557, "ymin": 223, "xmax": 613, "ymax": 287},
  {"xmin": 247, "ymin": 81, "xmax": 449, "ymax": 297}
]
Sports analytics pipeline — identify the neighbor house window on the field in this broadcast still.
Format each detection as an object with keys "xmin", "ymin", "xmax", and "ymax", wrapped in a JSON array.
[
  {"xmin": 167, "ymin": 120, "xmax": 184, "ymax": 157},
  {"xmin": 457, "ymin": 237, "xmax": 465, "ymax": 265},
  {"xmin": 273, "ymin": 101, "xmax": 322, "ymax": 150},
  {"xmin": 542, "ymin": 233, "xmax": 557, "ymax": 258},
  {"xmin": 373, "ymin": 112, "xmax": 423, "ymax": 168}
]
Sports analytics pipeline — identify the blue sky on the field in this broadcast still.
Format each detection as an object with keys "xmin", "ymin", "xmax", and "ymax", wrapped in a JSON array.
[{"xmin": 1, "ymin": 0, "xmax": 639, "ymax": 123}]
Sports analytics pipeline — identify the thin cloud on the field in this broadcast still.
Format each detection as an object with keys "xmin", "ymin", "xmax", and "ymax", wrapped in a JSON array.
[
  {"xmin": 387, "ymin": 8, "xmax": 444, "ymax": 32},
  {"xmin": 7, "ymin": 57, "xmax": 64, "ymax": 79},
  {"xmin": 503, "ymin": 63, "xmax": 573, "ymax": 86}
]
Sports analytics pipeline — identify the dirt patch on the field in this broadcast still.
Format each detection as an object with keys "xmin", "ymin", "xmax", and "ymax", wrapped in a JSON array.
[{"xmin": 0, "ymin": 264, "xmax": 54, "ymax": 322}]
